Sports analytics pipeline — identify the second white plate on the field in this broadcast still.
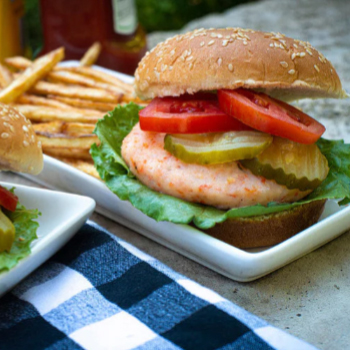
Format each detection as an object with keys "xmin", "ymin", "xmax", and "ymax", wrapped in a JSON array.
[{"xmin": 0, "ymin": 182, "xmax": 95, "ymax": 297}]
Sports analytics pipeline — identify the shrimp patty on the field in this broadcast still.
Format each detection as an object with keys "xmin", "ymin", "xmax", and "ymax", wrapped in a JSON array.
[{"xmin": 122, "ymin": 123, "xmax": 310, "ymax": 209}]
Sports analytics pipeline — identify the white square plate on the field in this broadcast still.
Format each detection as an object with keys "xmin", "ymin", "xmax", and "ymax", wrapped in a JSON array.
[
  {"xmin": 0, "ymin": 182, "xmax": 95, "ymax": 296},
  {"xmin": 23, "ymin": 61, "xmax": 350, "ymax": 282}
]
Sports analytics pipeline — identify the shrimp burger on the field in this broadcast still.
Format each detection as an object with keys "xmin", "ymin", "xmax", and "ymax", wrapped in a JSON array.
[{"xmin": 92, "ymin": 28, "xmax": 349, "ymax": 248}]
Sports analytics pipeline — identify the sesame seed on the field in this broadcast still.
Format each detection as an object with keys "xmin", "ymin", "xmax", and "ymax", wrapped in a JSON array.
[
  {"xmin": 293, "ymin": 43, "xmax": 298, "ymax": 49},
  {"xmin": 189, "ymin": 62, "xmax": 193, "ymax": 69},
  {"xmin": 186, "ymin": 56, "xmax": 193, "ymax": 61},
  {"xmin": 210, "ymin": 33, "xmax": 217, "ymax": 38},
  {"xmin": 200, "ymin": 41, "xmax": 205, "ymax": 47},
  {"xmin": 288, "ymin": 69, "xmax": 296, "ymax": 75},
  {"xmin": 291, "ymin": 53, "xmax": 296, "ymax": 60},
  {"xmin": 300, "ymin": 52, "xmax": 306, "ymax": 57},
  {"xmin": 168, "ymin": 66, "xmax": 173, "ymax": 71},
  {"xmin": 217, "ymin": 58, "xmax": 222, "ymax": 66},
  {"xmin": 269, "ymin": 43, "xmax": 274, "ymax": 47},
  {"xmin": 243, "ymin": 41, "xmax": 248, "ymax": 45},
  {"xmin": 217, "ymin": 34, "xmax": 223, "ymax": 38},
  {"xmin": 306, "ymin": 48, "xmax": 313, "ymax": 56},
  {"xmin": 170, "ymin": 50, "xmax": 175, "ymax": 56},
  {"xmin": 314, "ymin": 64, "xmax": 320, "ymax": 72},
  {"xmin": 280, "ymin": 61, "xmax": 288, "ymax": 68},
  {"xmin": 222, "ymin": 40, "xmax": 228, "ymax": 47},
  {"xmin": 1, "ymin": 132, "xmax": 9, "ymax": 139},
  {"xmin": 228, "ymin": 63, "xmax": 234, "ymax": 72},
  {"xmin": 208, "ymin": 40, "xmax": 215, "ymax": 46},
  {"xmin": 23, "ymin": 140, "xmax": 29, "ymax": 147},
  {"xmin": 23, "ymin": 125, "xmax": 29, "ymax": 132}
]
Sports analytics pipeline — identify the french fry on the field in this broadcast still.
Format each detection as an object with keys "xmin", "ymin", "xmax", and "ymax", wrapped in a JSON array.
[
  {"xmin": 59, "ymin": 66, "xmax": 133, "ymax": 94},
  {"xmin": 0, "ymin": 64, "xmax": 13, "ymax": 88},
  {"xmin": 61, "ymin": 122, "xmax": 95, "ymax": 136},
  {"xmin": 43, "ymin": 147, "xmax": 92, "ymax": 160},
  {"xmin": 80, "ymin": 42, "xmax": 102, "ymax": 66},
  {"xmin": 38, "ymin": 134, "xmax": 98, "ymax": 149},
  {"xmin": 13, "ymin": 105, "xmax": 101, "ymax": 123},
  {"xmin": 48, "ymin": 95, "xmax": 116, "ymax": 112},
  {"xmin": 53, "ymin": 157, "xmax": 100, "ymax": 178},
  {"xmin": 33, "ymin": 121, "xmax": 95, "ymax": 137},
  {"xmin": 33, "ymin": 121, "xmax": 64, "ymax": 134},
  {"xmin": 47, "ymin": 70, "xmax": 125, "ymax": 96},
  {"xmin": 32, "ymin": 81, "xmax": 121, "ymax": 103},
  {"xmin": 17, "ymin": 94, "xmax": 74, "ymax": 110},
  {"xmin": 0, "ymin": 48, "xmax": 64, "ymax": 103},
  {"xmin": 4, "ymin": 56, "xmax": 32, "ymax": 70}
]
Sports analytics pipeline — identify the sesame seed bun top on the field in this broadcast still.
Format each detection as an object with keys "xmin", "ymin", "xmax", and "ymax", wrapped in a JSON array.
[
  {"xmin": 0, "ymin": 103, "xmax": 43, "ymax": 175},
  {"xmin": 134, "ymin": 28, "xmax": 346, "ymax": 101}
]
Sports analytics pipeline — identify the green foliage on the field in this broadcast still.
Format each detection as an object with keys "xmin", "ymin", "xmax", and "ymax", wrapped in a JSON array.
[{"xmin": 136, "ymin": 0, "xmax": 254, "ymax": 33}]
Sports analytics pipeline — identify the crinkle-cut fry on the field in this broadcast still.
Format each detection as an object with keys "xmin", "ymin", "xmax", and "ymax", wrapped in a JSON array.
[
  {"xmin": 44, "ymin": 147, "xmax": 92, "ymax": 160},
  {"xmin": 17, "ymin": 94, "xmax": 75, "ymax": 110},
  {"xmin": 47, "ymin": 70, "xmax": 125, "ymax": 96},
  {"xmin": 48, "ymin": 95, "xmax": 116, "ymax": 112},
  {"xmin": 37, "ymin": 133, "xmax": 98, "ymax": 150},
  {"xmin": 0, "ymin": 64, "xmax": 13, "ymax": 88},
  {"xmin": 80, "ymin": 42, "xmax": 102, "ymax": 66},
  {"xmin": 13, "ymin": 104, "xmax": 101, "ymax": 123},
  {"xmin": 59, "ymin": 66, "xmax": 133, "ymax": 93},
  {"xmin": 32, "ymin": 81, "xmax": 121, "ymax": 103},
  {"xmin": 4, "ymin": 56, "xmax": 33, "ymax": 70},
  {"xmin": 61, "ymin": 122, "xmax": 95, "ymax": 136},
  {"xmin": 0, "ymin": 48, "xmax": 64, "ymax": 103}
]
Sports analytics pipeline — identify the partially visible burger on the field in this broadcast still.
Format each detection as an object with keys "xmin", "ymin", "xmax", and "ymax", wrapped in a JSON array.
[
  {"xmin": 0, "ymin": 103, "xmax": 43, "ymax": 269},
  {"xmin": 92, "ymin": 28, "xmax": 348, "ymax": 248}
]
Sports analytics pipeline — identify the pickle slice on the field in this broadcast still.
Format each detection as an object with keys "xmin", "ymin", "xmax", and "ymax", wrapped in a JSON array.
[
  {"xmin": 0, "ymin": 208, "xmax": 15, "ymax": 253},
  {"xmin": 241, "ymin": 137, "xmax": 329, "ymax": 191},
  {"xmin": 164, "ymin": 131, "xmax": 273, "ymax": 165}
]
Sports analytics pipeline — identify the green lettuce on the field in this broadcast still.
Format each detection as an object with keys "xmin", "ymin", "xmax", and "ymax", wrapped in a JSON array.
[
  {"xmin": 91, "ymin": 103, "xmax": 350, "ymax": 230},
  {"xmin": 0, "ymin": 196, "xmax": 40, "ymax": 272}
]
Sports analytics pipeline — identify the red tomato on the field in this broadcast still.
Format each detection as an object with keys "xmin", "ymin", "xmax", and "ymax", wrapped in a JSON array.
[
  {"xmin": 218, "ymin": 89, "xmax": 325, "ymax": 144},
  {"xmin": 139, "ymin": 94, "xmax": 251, "ymax": 134},
  {"xmin": 0, "ymin": 186, "xmax": 18, "ymax": 212}
]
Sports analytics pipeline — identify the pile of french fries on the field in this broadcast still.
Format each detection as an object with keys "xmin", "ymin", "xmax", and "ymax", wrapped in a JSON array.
[{"xmin": 0, "ymin": 43, "xmax": 144, "ymax": 179}]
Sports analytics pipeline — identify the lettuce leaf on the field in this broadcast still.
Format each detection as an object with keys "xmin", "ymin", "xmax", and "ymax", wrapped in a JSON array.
[
  {"xmin": 0, "ymin": 196, "xmax": 40, "ymax": 272},
  {"xmin": 91, "ymin": 103, "xmax": 350, "ymax": 229}
]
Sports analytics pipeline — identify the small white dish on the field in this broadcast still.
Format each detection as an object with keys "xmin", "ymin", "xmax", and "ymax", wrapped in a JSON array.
[
  {"xmin": 0, "ymin": 182, "xmax": 95, "ymax": 297},
  {"xmin": 22, "ymin": 62, "xmax": 350, "ymax": 282}
]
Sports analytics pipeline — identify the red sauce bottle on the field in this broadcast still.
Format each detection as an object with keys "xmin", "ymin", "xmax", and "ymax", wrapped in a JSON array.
[{"xmin": 39, "ymin": 0, "xmax": 147, "ymax": 75}]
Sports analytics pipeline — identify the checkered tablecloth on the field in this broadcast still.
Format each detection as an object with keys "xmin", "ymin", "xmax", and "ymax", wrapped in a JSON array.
[{"xmin": 0, "ymin": 221, "xmax": 317, "ymax": 350}]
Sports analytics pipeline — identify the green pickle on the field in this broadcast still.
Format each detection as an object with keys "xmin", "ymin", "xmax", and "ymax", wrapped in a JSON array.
[
  {"xmin": 164, "ymin": 131, "xmax": 273, "ymax": 165},
  {"xmin": 0, "ymin": 208, "xmax": 15, "ymax": 253},
  {"xmin": 241, "ymin": 137, "xmax": 329, "ymax": 191}
]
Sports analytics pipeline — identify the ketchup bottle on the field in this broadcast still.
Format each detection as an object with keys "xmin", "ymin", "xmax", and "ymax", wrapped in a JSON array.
[{"xmin": 39, "ymin": 0, "xmax": 147, "ymax": 75}]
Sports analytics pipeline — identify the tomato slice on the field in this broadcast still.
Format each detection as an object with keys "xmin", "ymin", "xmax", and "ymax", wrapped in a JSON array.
[
  {"xmin": 0, "ymin": 186, "xmax": 18, "ymax": 212},
  {"xmin": 218, "ymin": 89, "xmax": 325, "ymax": 144},
  {"xmin": 139, "ymin": 94, "xmax": 251, "ymax": 134}
]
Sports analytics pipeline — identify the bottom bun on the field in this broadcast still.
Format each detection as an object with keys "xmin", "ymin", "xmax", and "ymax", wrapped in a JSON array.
[{"xmin": 204, "ymin": 200, "xmax": 326, "ymax": 249}]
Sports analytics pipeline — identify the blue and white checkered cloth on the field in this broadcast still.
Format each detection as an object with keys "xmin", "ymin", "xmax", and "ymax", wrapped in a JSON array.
[{"xmin": 0, "ymin": 221, "xmax": 317, "ymax": 350}]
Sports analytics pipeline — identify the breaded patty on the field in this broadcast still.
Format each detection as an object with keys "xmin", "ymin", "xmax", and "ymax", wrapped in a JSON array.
[{"xmin": 122, "ymin": 123, "xmax": 310, "ymax": 209}]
